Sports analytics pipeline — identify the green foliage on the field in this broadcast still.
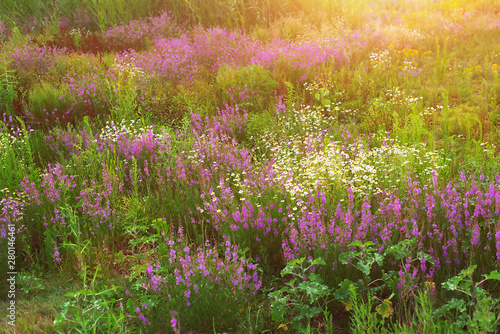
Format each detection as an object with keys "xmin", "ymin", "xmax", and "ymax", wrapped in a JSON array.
[
  {"xmin": 0, "ymin": 0, "xmax": 165, "ymax": 32},
  {"xmin": 18, "ymin": 272, "xmax": 45, "ymax": 295},
  {"xmin": 392, "ymin": 267, "xmax": 500, "ymax": 333},
  {"xmin": 17, "ymin": 117, "xmax": 38, "ymax": 181},
  {"xmin": 119, "ymin": 224, "xmax": 260, "ymax": 333},
  {"xmin": 105, "ymin": 69, "xmax": 140, "ymax": 122},
  {"xmin": 50, "ymin": 206, "xmax": 125, "ymax": 333},
  {"xmin": 0, "ymin": 125, "xmax": 27, "ymax": 191},
  {"xmin": 26, "ymin": 81, "xmax": 72, "ymax": 128},
  {"xmin": 269, "ymin": 257, "xmax": 332, "ymax": 333},
  {"xmin": 348, "ymin": 287, "xmax": 387, "ymax": 334},
  {"xmin": 81, "ymin": 0, "xmax": 163, "ymax": 31},
  {"xmin": 215, "ymin": 64, "xmax": 278, "ymax": 113},
  {"xmin": 54, "ymin": 280, "xmax": 124, "ymax": 333},
  {"xmin": 339, "ymin": 241, "xmax": 384, "ymax": 277},
  {"xmin": 0, "ymin": 58, "xmax": 17, "ymax": 117}
]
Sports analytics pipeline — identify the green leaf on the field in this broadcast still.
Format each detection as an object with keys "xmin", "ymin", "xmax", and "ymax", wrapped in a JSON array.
[
  {"xmin": 339, "ymin": 251, "xmax": 362, "ymax": 264},
  {"xmin": 334, "ymin": 279, "xmax": 354, "ymax": 300},
  {"xmin": 311, "ymin": 258, "xmax": 326, "ymax": 266},
  {"xmin": 54, "ymin": 301, "xmax": 72, "ymax": 325},
  {"xmin": 308, "ymin": 273, "xmax": 324, "ymax": 284},
  {"xmin": 356, "ymin": 260, "xmax": 371, "ymax": 276},
  {"xmin": 349, "ymin": 240, "xmax": 364, "ymax": 248},
  {"xmin": 304, "ymin": 306, "xmax": 323, "ymax": 319},
  {"xmin": 298, "ymin": 281, "xmax": 321, "ymax": 303},
  {"xmin": 484, "ymin": 270, "xmax": 500, "ymax": 281},
  {"xmin": 64, "ymin": 289, "xmax": 94, "ymax": 297},
  {"xmin": 115, "ymin": 251, "xmax": 124, "ymax": 264},
  {"xmin": 373, "ymin": 252, "xmax": 384, "ymax": 266},
  {"xmin": 442, "ymin": 276, "xmax": 462, "ymax": 291},
  {"xmin": 271, "ymin": 295, "xmax": 290, "ymax": 321},
  {"xmin": 459, "ymin": 265, "xmax": 477, "ymax": 276},
  {"xmin": 338, "ymin": 252, "xmax": 350, "ymax": 265},
  {"xmin": 53, "ymin": 313, "xmax": 66, "ymax": 325},
  {"xmin": 417, "ymin": 251, "xmax": 435, "ymax": 265},
  {"xmin": 435, "ymin": 298, "xmax": 466, "ymax": 316},
  {"xmin": 285, "ymin": 278, "xmax": 297, "ymax": 287},
  {"xmin": 385, "ymin": 244, "xmax": 410, "ymax": 260},
  {"xmin": 321, "ymin": 98, "xmax": 331, "ymax": 106},
  {"xmin": 282, "ymin": 258, "xmax": 305, "ymax": 276}
]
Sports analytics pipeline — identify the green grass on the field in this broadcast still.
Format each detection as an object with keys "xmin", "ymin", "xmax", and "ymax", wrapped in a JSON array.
[{"xmin": 0, "ymin": 274, "xmax": 78, "ymax": 334}]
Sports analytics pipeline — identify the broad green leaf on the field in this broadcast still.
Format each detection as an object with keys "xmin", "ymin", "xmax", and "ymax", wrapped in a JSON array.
[
  {"xmin": 459, "ymin": 265, "xmax": 477, "ymax": 276},
  {"xmin": 311, "ymin": 258, "xmax": 326, "ymax": 266},
  {"xmin": 356, "ymin": 260, "xmax": 371, "ymax": 276},
  {"xmin": 53, "ymin": 301, "xmax": 72, "ymax": 325},
  {"xmin": 64, "ymin": 289, "xmax": 93, "ymax": 297},
  {"xmin": 296, "ymin": 304, "xmax": 322, "ymax": 319},
  {"xmin": 53, "ymin": 313, "xmax": 66, "ymax": 325},
  {"xmin": 442, "ymin": 277, "xmax": 461, "ymax": 291},
  {"xmin": 309, "ymin": 273, "xmax": 324, "ymax": 284},
  {"xmin": 298, "ymin": 281, "xmax": 324, "ymax": 303},
  {"xmin": 385, "ymin": 244, "xmax": 409, "ymax": 260},
  {"xmin": 350, "ymin": 240, "xmax": 364, "ymax": 248},
  {"xmin": 435, "ymin": 298, "xmax": 466, "ymax": 316},
  {"xmin": 484, "ymin": 270, "xmax": 500, "ymax": 281},
  {"xmin": 373, "ymin": 253, "xmax": 384, "ymax": 266},
  {"xmin": 334, "ymin": 279, "xmax": 354, "ymax": 300}
]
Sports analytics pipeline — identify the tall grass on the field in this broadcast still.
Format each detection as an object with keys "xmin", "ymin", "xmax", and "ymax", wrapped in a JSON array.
[{"xmin": 0, "ymin": 0, "xmax": 164, "ymax": 31}]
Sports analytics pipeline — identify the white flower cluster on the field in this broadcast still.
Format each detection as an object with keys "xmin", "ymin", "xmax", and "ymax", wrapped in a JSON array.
[
  {"xmin": 0, "ymin": 131, "xmax": 12, "ymax": 157},
  {"xmin": 99, "ymin": 119, "xmax": 169, "ymax": 144},
  {"xmin": 400, "ymin": 59, "xmax": 421, "ymax": 76},
  {"xmin": 0, "ymin": 129, "xmax": 29, "ymax": 160},
  {"xmin": 419, "ymin": 105, "xmax": 444, "ymax": 117},
  {"xmin": 369, "ymin": 50, "xmax": 392, "ymax": 69},
  {"xmin": 385, "ymin": 87, "xmax": 422, "ymax": 106},
  {"xmin": 69, "ymin": 27, "xmax": 91, "ymax": 37},
  {"xmin": 113, "ymin": 55, "xmax": 146, "ymax": 80},
  {"xmin": 263, "ymin": 130, "xmax": 448, "ymax": 198}
]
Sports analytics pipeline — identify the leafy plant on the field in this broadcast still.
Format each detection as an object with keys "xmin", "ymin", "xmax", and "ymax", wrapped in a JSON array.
[
  {"xmin": 394, "ymin": 267, "xmax": 500, "ymax": 333},
  {"xmin": 269, "ymin": 257, "xmax": 332, "ymax": 333},
  {"xmin": 348, "ymin": 285, "xmax": 387, "ymax": 334},
  {"xmin": 436, "ymin": 266, "xmax": 500, "ymax": 332},
  {"xmin": 54, "ymin": 280, "xmax": 124, "ymax": 333}
]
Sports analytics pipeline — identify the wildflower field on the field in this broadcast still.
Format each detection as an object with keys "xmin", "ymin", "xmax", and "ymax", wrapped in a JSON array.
[{"xmin": 1, "ymin": 0, "xmax": 500, "ymax": 332}]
